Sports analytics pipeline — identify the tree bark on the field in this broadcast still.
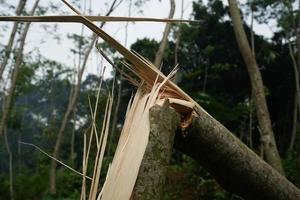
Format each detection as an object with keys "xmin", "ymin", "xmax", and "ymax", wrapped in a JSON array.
[
  {"xmin": 0, "ymin": 0, "xmax": 39, "ymax": 136},
  {"xmin": 0, "ymin": 0, "xmax": 27, "ymax": 81},
  {"xmin": 154, "ymin": 0, "xmax": 175, "ymax": 68},
  {"xmin": 131, "ymin": 104, "xmax": 180, "ymax": 200},
  {"xmin": 2, "ymin": 97, "xmax": 14, "ymax": 200},
  {"xmin": 228, "ymin": 0, "xmax": 284, "ymax": 174},
  {"xmin": 173, "ymin": 107, "xmax": 300, "ymax": 200},
  {"xmin": 49, "ymin": 0, "xmax": 121, "ymax": 194}
]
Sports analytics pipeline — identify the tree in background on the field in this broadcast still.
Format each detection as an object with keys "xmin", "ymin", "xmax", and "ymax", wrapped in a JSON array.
[
  {"xmin": 228, "ymin": 0, "xmax": 284, "ymax": 174},
  {"xmin": 49, "ymin": 0, "xmax": 123, "ymax": 194},
  {"xmin": 154, "ymin": 0, "xmax": 176, "ymax": 68},
  {"xmin": 2, "ymin": 0, "xmax": 300, "ymax": 199},
  {"xmin": 0, "ymin": 0, "xmax": 27, "ymax": 81},
  {"xmin": 0, "ymin": 2, "xmax": 40, "ymax": 199}
]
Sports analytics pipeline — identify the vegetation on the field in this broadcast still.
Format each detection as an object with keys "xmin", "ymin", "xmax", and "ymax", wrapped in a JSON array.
[{"xmin": 1, "ymin": 0, "xmax": 300, "ymax": 199}]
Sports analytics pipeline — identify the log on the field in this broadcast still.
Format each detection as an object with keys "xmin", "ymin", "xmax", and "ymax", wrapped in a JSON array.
[
  {"xmin": 132, "ymin": 104, "xmax": 180, "ymax": 200},
  {"xmin": 173, "ymin": 108, "xmax": 300, "ymax": 200}
]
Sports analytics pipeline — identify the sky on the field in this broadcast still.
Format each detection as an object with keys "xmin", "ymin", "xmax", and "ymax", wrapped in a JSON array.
[{"xmin": 0, "ymin": 0, "xmax": 275, "ymax": 79}]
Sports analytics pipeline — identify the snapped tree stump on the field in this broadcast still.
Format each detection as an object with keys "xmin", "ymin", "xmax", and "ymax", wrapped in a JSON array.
[{"xmin": 132, "ymin": 104, "xmax": 180, "ymax": 200}]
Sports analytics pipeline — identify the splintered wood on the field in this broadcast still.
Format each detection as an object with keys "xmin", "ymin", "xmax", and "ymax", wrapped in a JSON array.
[
  {"xmin": 56, "ymin": 1, "xmax": 202, "ymax": 199},
  {"xmin": 0, "ymin": 0, "xmax": 204, "ymax": 199},
  {"xmin": 100, "ymin": 86, "xmax": 159, "ymax": 199},
  {"xmin": 99, "ymin": 82, "xmax": 196, "ymax": 199}
]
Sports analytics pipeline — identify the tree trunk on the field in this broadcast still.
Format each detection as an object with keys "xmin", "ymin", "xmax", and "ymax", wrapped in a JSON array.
[
  {"xmin": 4, "ymin": 127, "xmax": 14, "ymax": 200},
  {"xmin": 109, "ymin": 74, "xmax": 122, "ymax": 155},
  {"xmin": 69, "ymin": 107, "xmax": 76, "ymax": 165},
  {"xmin": 49, "ymin": 0, "xmax": 121, "ymax": 194},
  {"xmin": 172, "ymin": 107, "xmax": 300, "ymax": 200},
  {"xmin": 154, "ymin": 0, "xmax": 175, "ymax": 68},
  {"xmin": 131, "ymin": 105, "xmax": 180, "ymax": 200},
  {"xmin": 289, "ymin": 0, "xmax": 300, "ymax": 152},
  {"xmin": 290, "ymin": 93, "xmax": 298, "ymax": 152},
  {"xmin": 0, "ymin": 0, "xmax": 27, "ymax": 81},
  {"xmin": 174, "ymin": 0, "xmax": 184, "ymax": 83},
  {"xmin": 228, "ymin": 0, "xmax": 284, "ymax": 174},
  {"xmin": 2, "ymin": 96, "xmax": 14, "ymax": 200},
  {"xmin": 0, "ymin": 0, "xmax": 39, "ymax": 136}
]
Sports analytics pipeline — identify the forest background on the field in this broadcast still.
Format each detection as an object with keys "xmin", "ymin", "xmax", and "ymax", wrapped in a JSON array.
[{"xmin": 0, "ymin": 0, "xmax": 300, "ymax": 199}]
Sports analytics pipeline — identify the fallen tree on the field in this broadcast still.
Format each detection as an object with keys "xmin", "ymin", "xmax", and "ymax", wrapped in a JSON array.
[
  {"xmin": 173, "ymin": 107, "xmax": 300, "ymax": 200},
  {"xmin": 2, "ymin": 1, "xmax": 300, "ymax": 199},
  {"xmin": 132, "ymin": 104, "xmax": 300, "ymax": 200}
]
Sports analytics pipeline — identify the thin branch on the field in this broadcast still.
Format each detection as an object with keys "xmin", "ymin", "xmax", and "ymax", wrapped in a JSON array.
[
  {"xmin": 20, "ymin": 141, "xmax": 93, "ymax": 180},
  {"xmin": 0, "ymin": 15, "xmax": 197, "ymax": 23}
]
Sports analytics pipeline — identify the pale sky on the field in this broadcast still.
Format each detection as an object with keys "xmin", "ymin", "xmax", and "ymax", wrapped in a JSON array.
[{"xmin": 0, "ymin": 0, "xmax": 275, "ymax": 79}]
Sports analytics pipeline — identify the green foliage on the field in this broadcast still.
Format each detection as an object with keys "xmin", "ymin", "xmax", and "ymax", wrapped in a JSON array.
[
  {"xmin": 15, "ymin": 169, "xmax": 48, "ymax": 200},
  {"xmin": 283, "ymin": 151, "xmax": 300, "ymax": 187},
  {"xmin": 53, "ymin": 170, "xmax": 82, "ymax": 199},
  {"xmin": 1, "ymin": 0, "xmax": 300, "ymax": 199},
  {"xmin": 131, "ymin": 38, "xmax": 159, "ymax": 62}
]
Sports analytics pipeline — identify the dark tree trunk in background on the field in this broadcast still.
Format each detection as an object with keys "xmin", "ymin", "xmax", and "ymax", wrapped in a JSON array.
[
  {"xmin": 2, "ymin": 97, "xmax": 14, "ymax": 200},
  {"xmin": 0, "ymin": 1, "xmax": 38, "ymax": 198},
  {"xmin": 131, "ymin": 105, "xmax": 180, "ymax": 200},
  {"xmin": 174, "ymin": 0, "xmax": 184, "ymax": 83},
  {"xmin": 0, "ymin": 0, "xmax": 40, "ymax": 136},
  {"xmin": 109, "ymin": 74, "xmax": 122, "ymax": 154},
  {"xmin": 228, "ymin": 0, "xmax": 284, "ymax": 174},
  {"xmin": 109, "ymin": 0, "xmax": 132, "ymax": 155},
  {"xmin": 290, "ymin": 0, "xmax": 300, "ymax": 152},
  {"xmin": 4, "ymin": 127, "xmax": 14, "ymax": 200},
  {"xmin": 49, "ymin": 0, "xmax": 121, "ymax": 194},
  {"xmin": 290, "ymin": 93, "xmax": 298, "ymax": 152}
]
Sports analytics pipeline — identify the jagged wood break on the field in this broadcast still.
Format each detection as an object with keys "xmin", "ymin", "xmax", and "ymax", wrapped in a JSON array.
[{"xmin": 2, "ymin": 1, "xmax": 299, "ymax": 200}]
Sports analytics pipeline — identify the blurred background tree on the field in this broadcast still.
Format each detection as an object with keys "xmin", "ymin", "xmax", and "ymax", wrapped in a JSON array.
[{"xmin": 1, "ymin": 0, "xmax": 300, "ymax": 199}]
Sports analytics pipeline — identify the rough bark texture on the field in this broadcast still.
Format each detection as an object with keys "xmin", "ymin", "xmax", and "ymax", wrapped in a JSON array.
[
  {"xmin": 154, "ymin": 0, "xmax": 175, "ymax": 68},
  {"xmin": 49, "ymin": 0, "xmax": 120, "ymax": 194},
  {"xmin": 228, "ymin": 0, "xmax": 284, "ymax": 174},
  {"xmin": 174, "ymin": 108, "xmax": 300, "ymax": 200},
  {"xmin": 0, "ymin": 0, "xmax": 39, "ymax": 136},
  {"xmin": 131, "ymin": 105, "xmax": 180, "ymax": 200},
  {"xmin": 0, "ymin": 0, "xmax": 27, "ymax": 81}
]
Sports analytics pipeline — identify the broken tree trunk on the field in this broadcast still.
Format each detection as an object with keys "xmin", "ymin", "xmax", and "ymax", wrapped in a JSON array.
[
  {"xmin": 173, "ymin": 107, "xmax": 300, "ymax": 200},
  {"xmin": 131, "ymin": 104, "xmax": 180, "ymax": 200}
]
